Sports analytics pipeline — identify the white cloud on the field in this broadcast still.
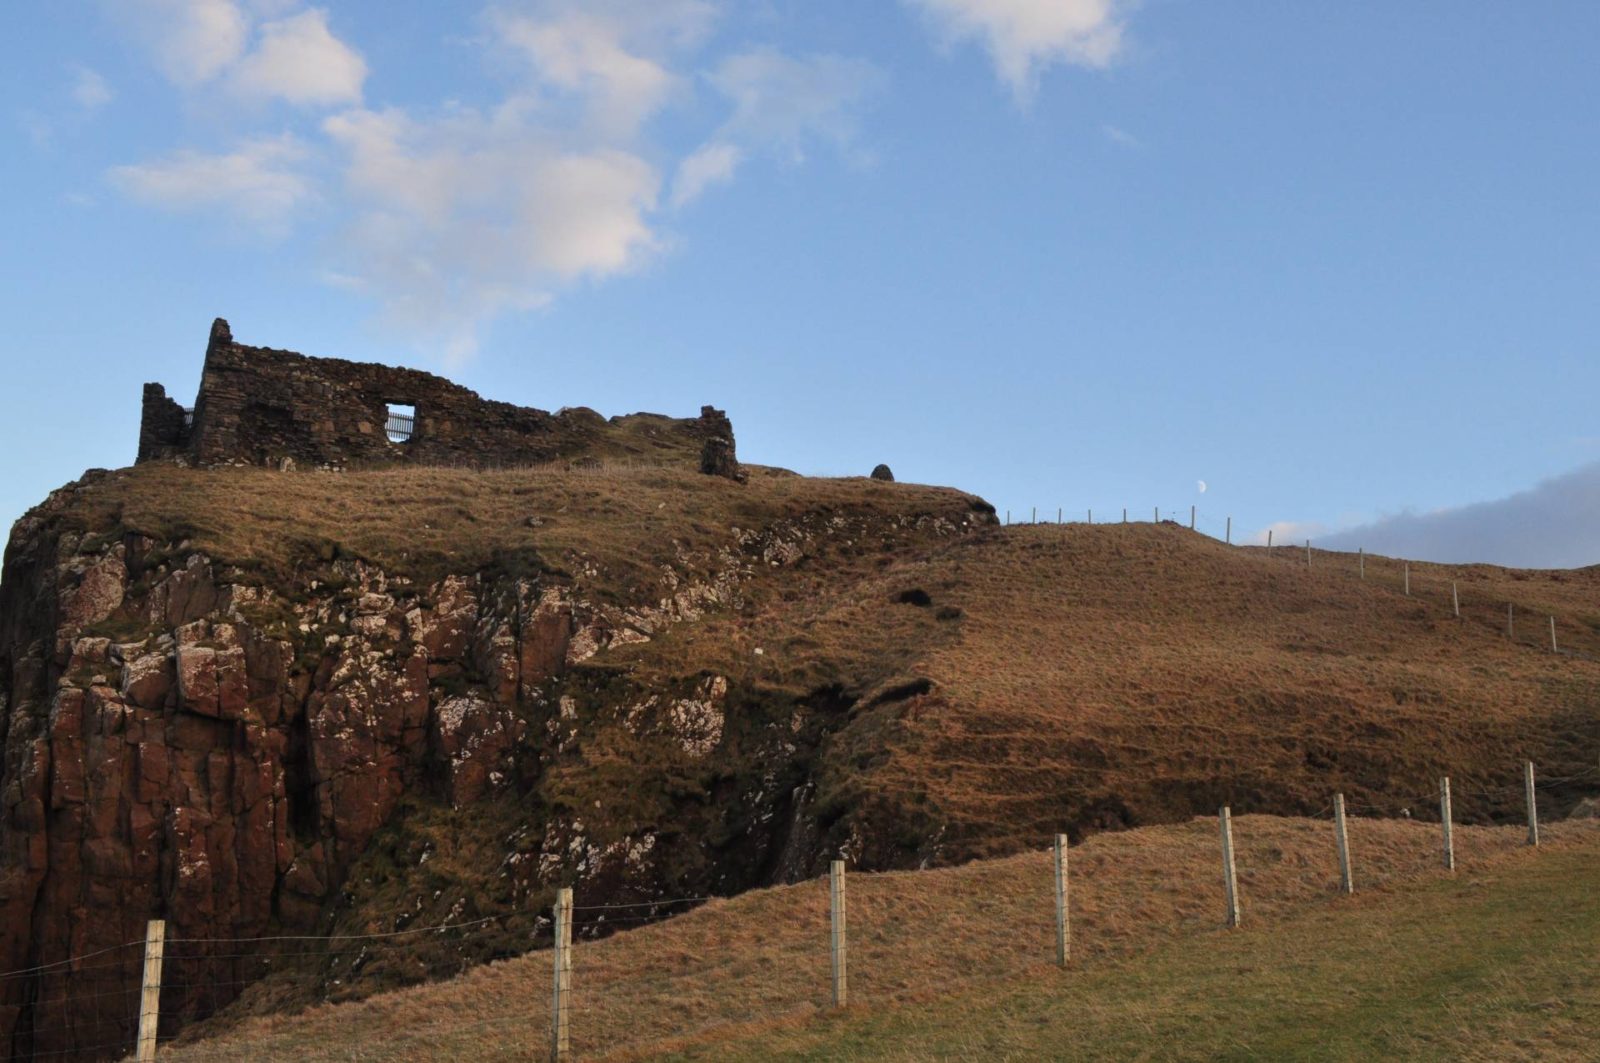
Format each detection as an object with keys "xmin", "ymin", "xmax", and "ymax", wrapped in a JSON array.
[
  {"xmin": 231, "ymin": 8, "xmax": 367, "ymax": 106},
  {"xmin": 665, "ymin": 50, "xmax": 880, "ymax": 211},
  {"xmin": 707, "ymin": 49, "xmax": 884, "ymax": 162},
  {"xmin": 119, "ymin": 1, "xmax": 364, "ymax": 106},
  {"xmin": 671, "ymin": 141, "xmax": 742, "ymax": 207},
  {"xmin": 70, "ymin": 66, "xmax": 114, "ymax": 110},
  {"xmin": 321, "ymin": 105, "xmax": 660, "ymax": 360},
  {"xmin": 1318, "ymin": 463, "xmax": 1600, "ymax": 569},
  {"xmin": 302, "ymin": 18, "xmax": 876, "ymax": 357},
  {"xmin": 1250, "ymin": 520, "xmax": 1329, "ymax": 547},
  {"xmin": 1102, "ymin": 123, "xmax": 1141, "ymax": 148},
  {"xmin": 17, "ymin": 109, "xmax": 53, "ymax": 147},
  {"xmin": 107, "ymin": 135, "xmax": 314, "ymax": 237},
  {"xmin": 105, "ymin": 1, "xmax": 878, "ymax": 360},
  {"xmin": 122, "ymin": 0, "xmax": 250, "ymax": 87},
  {"xmin": 904, "ymin": 0, "xmax": 1126, "ymax": 102},
  {"xmin": 489, "ymin": 0, "xmax": 714, "ymax": 135}
]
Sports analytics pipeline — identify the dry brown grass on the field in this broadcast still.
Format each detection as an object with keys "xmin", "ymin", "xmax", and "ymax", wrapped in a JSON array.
[
  {"xmin": 162, "ymin": 815, "xmax": 1600, "ymax": 1061},
  {"xmin": 46, "ymin": 461, "xmax": 985, "ymax": 589},
  {"xmin": 822, "ymin": 523, "xmax": 1600, "ymax": 862},
  {"xmin": 31, "ymin": 464, "xmax": 1600, "ymax": 1048},
  {"xmin": 36, "ymin": 465, "xmax": 1600, "ymax": 880}
]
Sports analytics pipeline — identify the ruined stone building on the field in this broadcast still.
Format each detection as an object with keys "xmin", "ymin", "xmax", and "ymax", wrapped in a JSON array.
[{"xmin": 138, "ymin": 319, "xmax": 740, "ymax": 477}]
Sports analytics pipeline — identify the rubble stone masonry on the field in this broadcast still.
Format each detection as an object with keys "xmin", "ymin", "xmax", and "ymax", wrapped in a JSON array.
[{"xmin": 137, "ymin": 318, "xmax": 738, "ymax": 477}]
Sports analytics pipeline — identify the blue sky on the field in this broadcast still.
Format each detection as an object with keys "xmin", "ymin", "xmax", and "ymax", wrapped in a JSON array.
[{"xmin": 4, "ymin": 2, "xmax": 1599, "ymax": 566}]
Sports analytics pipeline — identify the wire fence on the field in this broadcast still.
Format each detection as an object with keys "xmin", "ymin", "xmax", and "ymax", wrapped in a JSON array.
[
  {"xmin": 997, "ymin": 504, "xmax": 1600, "ymax": 663},
  {"xmin": 10, "ymin": 504, "xmax": 1597, "ymax": 1060},
  {"xmin": 3, "ymin": 760, "xmax": 1597, "ymax": 1062}
]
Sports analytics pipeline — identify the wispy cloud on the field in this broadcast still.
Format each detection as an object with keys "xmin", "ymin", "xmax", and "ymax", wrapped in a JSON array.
[
  {"xmin": 489, "ymin": 0, "xmax": 714, "ymax": 137},
  {"xmin": 1101, "ymin": 123, "xmax": 1140, "ymax": 148},
  {"xmin": 321, "ymin": 105, "xmax": 658, "ymax": 361},
  {"xmin": 1250, "ymin": 520, "xmax": 1329, "ymax": 547},
  {"xmin": 707, "ymin": 49, "xmax": 884, "ymax": 162},
  {"xmin": 70, "ymin": 66, "xmax": 114, "ymax": 110},
  {"xmin": 107, "ymin": 134, "xmax": 314, "ymax": 237},
  {"xmin": 1318, "ymin": 462, "xmax": 1600, "ymax": 569},
  {"xmin": 903, "ymin": 0, "xmax": 1127, "ymax": 103},
  {"xmin": 669, "ymin": 48, "xmax": 882, "ymax": 207},
  {"xmin": 671, "ymin": 141, "xmax": 742, "ymax": 208},
  {"xmin": 104, "ymin": 1, "xmax": 879, "ymax": 360}
]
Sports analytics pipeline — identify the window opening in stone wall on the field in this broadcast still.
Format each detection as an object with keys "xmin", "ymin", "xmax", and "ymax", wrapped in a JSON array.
[
  {"xmin": 182, "ymin": 407, "xmax": 195, "ymax": 429},
  {"xmin": 386, "ymin": 403, "xmax": 416, "ymax": 444}
]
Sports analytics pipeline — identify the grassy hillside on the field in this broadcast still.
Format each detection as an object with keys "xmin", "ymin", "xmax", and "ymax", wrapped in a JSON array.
[
  {"xmin": 25, "ymin": 460, "xmax": 1600, "ymax": 1039},
  {"xmin": 33, "ymin": 461, "xmax": 1600, "ymax": 870},
  {"xmin": 162, "ymin": 816, "xmax": 1600, "ymax": 1060},
  {"xmin": 684, "ymin": 831, "xmax": 1600, "ymax": 1062},
  {"xmin": 804, "ymin": 522, "xmax": 1600, "ymax": 862}
]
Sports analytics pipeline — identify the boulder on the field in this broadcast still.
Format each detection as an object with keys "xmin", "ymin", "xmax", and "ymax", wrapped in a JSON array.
[{"xmin": 870, "ymin": 464, "xmax": 895, "ymax": 482}]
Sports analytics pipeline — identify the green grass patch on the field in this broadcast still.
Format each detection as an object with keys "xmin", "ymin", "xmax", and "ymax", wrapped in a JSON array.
[{"xmin": 677, "ymin": 846, "xmax": 1600, "ymax": 1061}]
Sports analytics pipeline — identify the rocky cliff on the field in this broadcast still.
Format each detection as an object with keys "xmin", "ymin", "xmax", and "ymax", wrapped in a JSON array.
[{"xmin": 0, "ymin": 463, "xmax": 991, "ymax": 1059}]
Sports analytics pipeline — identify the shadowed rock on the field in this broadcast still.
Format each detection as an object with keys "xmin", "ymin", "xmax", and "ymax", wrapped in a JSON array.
[{"xmin": 698, "ymin": 406, "xmax": 743, "ymax": 481}]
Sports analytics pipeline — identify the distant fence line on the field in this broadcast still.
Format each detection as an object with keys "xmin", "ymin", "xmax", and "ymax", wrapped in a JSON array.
[
  {"xmin": 5, "ymin": 759, "xmax": 1596, "ymax": 1062},
  {"xmin": 999, "ymin": 505, "xmax": 1598, "ymax": 663}
]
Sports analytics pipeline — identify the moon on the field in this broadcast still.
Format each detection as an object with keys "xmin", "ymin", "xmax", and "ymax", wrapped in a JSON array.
[{"xmin": 1197, "ymin": 480, "xmax": 1208, "ymax": 494}]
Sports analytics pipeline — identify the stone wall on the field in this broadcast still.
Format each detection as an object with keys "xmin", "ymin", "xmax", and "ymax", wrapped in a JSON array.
[
  {"xmin": 138, "ymin": 319, "xmax": 738, "ymax": 476},
  {"xmin": 137, "ymin": 384, "xmax": 190, "ymax": 464}
]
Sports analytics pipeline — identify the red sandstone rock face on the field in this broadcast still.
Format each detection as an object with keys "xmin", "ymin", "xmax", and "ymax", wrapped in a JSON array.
[
  {"xmin": 0, "ymin": 524, "xmax": 599, "ymax": 1059},
  {"xmin": 0, "ymin": 479, "xmax": 977, "ymax": 1061}
]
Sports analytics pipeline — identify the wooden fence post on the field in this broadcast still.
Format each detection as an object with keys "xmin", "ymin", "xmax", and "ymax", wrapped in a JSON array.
[
  {"xmin": 1333, "ymin": 794, "xmax": 1353, "ymax": 895},
  {"xmin": 1404, "ymin": 563, "xmax": 1411, "ymax": 596},
  {"xmin": 1525, "ymin": 762, "xmax": 1539, "ymax": 847},
  {"xmin": 550, "ymin": 888, "xmax": 573, "ymax": 1063},
  {"xmin": 1507, "ymin": 603, "xmax": 1514, "ymax": 639},
  {"xmin": 1084, "ymin": 508, "xmax": 1089, "ymax": 524},
  {"xmin": 1032, "ymin": 507, "xmax": 1037, "ymax": 524},
  {"xmin": 1154, "ymin": 506, "xmax": 1160, "ymax": 523},
  {"xmin": 1359, "ymin": 548, "xmax": 1364, "ymax": 579},
  {"xmin": 1190, "ymin": 505, "xmax": 1196, "ymax": 530},
  {"xmin": 1054, "ymin": 834, "xmax": 1070, "ymax": 967},
  {"xmin": 1122, "ymin": 507, "xmax": 1127, "ymax": 524},
  {"xmin": 1452, "ymin": 582, "xmax": 1460, "ymax": 618},
  {"xmin": 1440, "ymin": 778, "xmax": 1455, "ymax": 871},
  {"xmin": 1219, "ymin": 806, "xmax": 1240, "ymax": 928},
  {"xmin": 1267, "ymin": 529, "xmax": 1273, "ymax": 551},
  {"xmin": 136, "ymin": 919, "xmax": 165, "ymax": 1063},
  {"xmin": 1550, "ymin": 616, "xmax": 1559, "ymax": 653},
  {"xmin": 1305, "ymin": 539, "xmax": 1311, "ymax": 565},
  {"xmin": 830, "ymin": 859, "xmax": 848, "ymax": 1008},
  {"xmin": 1226, "ymin": 516, "xmax": 1231, "ymax": 545}
]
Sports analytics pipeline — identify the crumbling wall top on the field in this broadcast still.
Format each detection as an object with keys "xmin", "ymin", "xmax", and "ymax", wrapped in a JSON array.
[{"xmin": 137, "ymin": 319, "xmax": 739, "ymax": 477}]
